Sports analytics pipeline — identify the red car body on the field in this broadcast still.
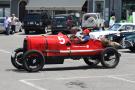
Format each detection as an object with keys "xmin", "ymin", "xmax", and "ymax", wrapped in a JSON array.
[
  {"xmin": 26, "ymin": 33, "xmax": 103, "ymax": 57},
  {"xmin": 11, "ymin": 33, "xmax": 120, "ymax": 72}
]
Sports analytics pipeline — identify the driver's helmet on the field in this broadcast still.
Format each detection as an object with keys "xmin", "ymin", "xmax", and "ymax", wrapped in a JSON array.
[{"xmin": 83, "ymin": 29, "xmax": 90, "ymax": 35}]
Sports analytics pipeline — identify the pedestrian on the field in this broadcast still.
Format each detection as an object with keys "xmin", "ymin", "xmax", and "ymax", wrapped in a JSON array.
[
  {"xmin": 4, "ymin": 16, "xmax": 11, "ymax": 35},
  {"xmin": 109, "ymin": 16, "xmax": 116, "ymax": 27},
  {"xmin": 11, "ymin": 14, "xmax": 18, "ymax": 34}
]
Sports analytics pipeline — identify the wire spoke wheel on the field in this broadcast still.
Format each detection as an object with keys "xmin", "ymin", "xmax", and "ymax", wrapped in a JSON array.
[
  {"xmin": 101, "ymin": 47, "xmax": 120, "ymax": 68},
  {"xmin": 23, "ymin": 50, "xmax": 44, "ymax": 72},
  {"xmin": 84, "ymin": 56, "xmax": 100, "ymax": 67},
  {"xmin": 11, "ymin": 48, "xmax": 24, "ymax": 69}
]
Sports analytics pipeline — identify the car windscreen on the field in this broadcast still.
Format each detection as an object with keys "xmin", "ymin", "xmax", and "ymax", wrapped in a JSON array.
[
  {"xmin": 109, "ymin": 24, "xmax": 121, "ymax": 31},
  {"xmin": 52, "ymin": 16, "xmax": 67, "ymax": 25},
  {"xmin": 84, "ymin": 14, "xmax": 97, "ymax": 20},
  {"xmin": 23, "ymin": 14, "xmax": 41, "ymax": 22}
]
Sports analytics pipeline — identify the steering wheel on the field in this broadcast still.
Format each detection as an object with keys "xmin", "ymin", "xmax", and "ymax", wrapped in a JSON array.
[{"xmin": 70, "ymin": 35, "xmax": 81, "ymax": 44}]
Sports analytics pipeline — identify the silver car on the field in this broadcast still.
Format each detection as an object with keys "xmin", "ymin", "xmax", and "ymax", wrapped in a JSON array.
[{"xmin": 0, "ymin": 17, "xmax": 5, "ymax": 33}]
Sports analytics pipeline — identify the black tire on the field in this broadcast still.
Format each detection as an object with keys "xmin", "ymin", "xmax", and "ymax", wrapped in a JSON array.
[
  {"xmin": 24, "ymin": 29, "xmax": 29, "ymax": 34},
  {"xmin": 84, "ymin": 57, "xmax": 100, "ymax": 67},
  {"xmin": 129, "ymin": 47, "xmax": 135, "ymax": 52},
  {"xmin": 23, "ymin": 50, "xmax": 44, "ymax": 72},
  {"xmin": 11, "ymin": 48, "xmax": 24, "ymax": 69},
  {"xmin": 101, "ymin": 47, "xmax": 120, "ymax": 68}
]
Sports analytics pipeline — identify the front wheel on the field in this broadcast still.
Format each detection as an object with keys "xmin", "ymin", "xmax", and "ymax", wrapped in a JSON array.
[
  {"xmin": 23, "ymin": 50, "xmax": 44, "ymax": 72},
  {"xmin": 11, "ymin": 48, "xmax": 24, "ymax": 69},
  {"xmin": 101, "ymin": 47, "xmax": 120, "ymax": 68}
]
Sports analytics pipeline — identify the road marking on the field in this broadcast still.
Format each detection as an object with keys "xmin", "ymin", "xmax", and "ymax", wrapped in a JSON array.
[
  {"xmin": 20, "ymin": 74, "xmax": 134, "ymax": 81},
  {"xmin": 19, "ymin": 74, "xmax": 135, "ymax": 90},
  {"xmin": 20, "ymin": 80, "xmax": 47, "ymax": 90},
  {"xmin": 109, "ymin": 76, "xmax": 135, "ymax": 84},
  {"xmin": 0, "ymin": 49, "xmax": 11, "ymax": 54}
]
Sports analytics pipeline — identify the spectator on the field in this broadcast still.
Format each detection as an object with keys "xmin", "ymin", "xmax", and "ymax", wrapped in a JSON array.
[
  {"xmin": 109, "ymin": 16, "xmax": 116, "ymax": 27},
  {"xmin": 4, "ymin": 16, "xmax": 11, "ymax": 35},
  {"xmin": 11, "ymin": 14, "xmax": 18, "ymax": 34}
]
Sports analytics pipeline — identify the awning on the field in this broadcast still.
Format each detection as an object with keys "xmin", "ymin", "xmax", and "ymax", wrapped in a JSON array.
[{"xmin": 26, "ymin": 0, "xmax": 86, "ymax": 10}]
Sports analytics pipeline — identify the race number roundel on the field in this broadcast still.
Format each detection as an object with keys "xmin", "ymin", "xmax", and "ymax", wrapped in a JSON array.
[{"xmin": 58, "ymin": 36, "xmax": 66, "ymax": 44}]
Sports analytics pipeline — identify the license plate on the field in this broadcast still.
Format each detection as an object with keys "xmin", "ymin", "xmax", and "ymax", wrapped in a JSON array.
[
  {"xmin": 57, "ymin": 25, "xmax": 63, "ymax": 27},
  {"xmin": 29, "ymin": 22, "xmax": 34, "ymax": 24}
]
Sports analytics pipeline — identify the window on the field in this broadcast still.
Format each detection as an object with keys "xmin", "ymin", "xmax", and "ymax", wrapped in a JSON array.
[
  {"xmin": 0, "ymin": 8, "xmax": 3, "ymax": 17},
  {"xmin": 5, "ymin": 8, "xmax": 10, "ymax": 16},
  {"xmin": 125, "ymin": 25, "xmax": 134, "ymax": 30},
  {"xmin": 0, "ymin": 7, "xmax": 10, "ymax": 17}
]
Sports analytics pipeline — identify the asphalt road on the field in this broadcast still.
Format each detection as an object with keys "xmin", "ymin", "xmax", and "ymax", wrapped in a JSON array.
[{"xmin": 0, "ymin": 32, "xmax": 135, "ymax": 90}]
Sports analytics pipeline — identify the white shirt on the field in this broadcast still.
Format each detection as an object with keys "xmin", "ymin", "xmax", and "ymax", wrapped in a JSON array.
[
  {"xmin": 11, "ymin": 16, "xmax": 18, "ymax": 25},
  {"xmin": 109, "ymin": 19, "xmax": 115, "ymax": 27},
  {"xmin": 4, "ymin": 17, "xmax": 11, "ymax": 28}
]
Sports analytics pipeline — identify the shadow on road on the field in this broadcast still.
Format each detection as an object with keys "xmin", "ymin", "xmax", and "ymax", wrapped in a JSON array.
[
  {"xmin": 41, "ymin": 65, "xmax": 108, "ymax": 71},
  {"xmin": 119, "ymin": 50, "xmax": 135, "ymax": 54},
  {"xmin": 6, "ymin": 65, "xmax": 110, "ymax": 73}
]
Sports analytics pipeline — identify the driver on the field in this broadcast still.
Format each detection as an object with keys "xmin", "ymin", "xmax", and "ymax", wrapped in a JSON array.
[
  {"xmin": 71, "ymin": 28, "xmax": 90, "ymax": 44},
  {"xmin": 77, "ymin": 29, "xmax": 90, "ymax": 43}
]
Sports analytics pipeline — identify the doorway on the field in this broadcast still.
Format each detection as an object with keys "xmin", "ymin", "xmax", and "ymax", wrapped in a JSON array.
[{"xmin": 94, "ymin": 0, "xmax": 105, "ymax": 18}]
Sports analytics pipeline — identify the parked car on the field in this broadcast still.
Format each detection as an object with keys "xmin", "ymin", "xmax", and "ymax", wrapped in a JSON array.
[
  {"xmin": 51, "ymin": 14, "xmax": 78, "ymax": 34},
  {"xmin": 11, "ymin": 33, "xmax": 121, "ymax": 72},
  {"xmin": 122, "ymin": 34, "xmax": 135, "ymax": 52},
  {"xmin": 105, "ymin": 32, "xmax": 135, "ymax": 44},
  {"xmin": 0, "ymin": 17, "xmax": 5, "ymax": 33},
  {"xmin": 82, "ymin": 13, "xmax": 104, "ymax": 30},
  {"xmin": 89, "ymin": 23, "xmax": 135, "ymax": 39},
  {"xmin": 22, "ymin": 13, "xmax": 51, "ymax": 34}
]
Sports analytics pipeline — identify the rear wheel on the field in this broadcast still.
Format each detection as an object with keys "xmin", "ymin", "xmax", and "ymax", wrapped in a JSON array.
[
  {"xmin": 23, "ymin": 50, "xmax": 44, "ymax": 72},
  {"xmin": 101, "ymin": 47, "xmax": 120, "ymax": 68},
  {"xmin": 84, "ymin": 57, "xmax": 100, "ymax": 67},
  {"xmin": 11, "ymin": 48, "xmax": 24, "ymax": 69}
]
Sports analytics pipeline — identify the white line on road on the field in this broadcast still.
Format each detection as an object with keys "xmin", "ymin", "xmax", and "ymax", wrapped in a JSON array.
[
  {"xmin": 109, "ymin": 76, "xmax": 135, "ymax": 84},
  {"xmin": 0, "ymin": 49, "xmax": 11, "ymax": 54},
  {"xmin": 20, "ymin": 74, "xmax": 135, "ymax": 81},
  {"xmin": 20, "ymin": 80, "xmax": 48, "ymax": 90},
  {"xmin": 19, "ymin": 74, "xmax": 135, "ymax": 90}
]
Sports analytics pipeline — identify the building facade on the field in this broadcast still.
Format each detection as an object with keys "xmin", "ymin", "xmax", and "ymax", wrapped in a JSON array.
[
  {"xmin": 0, "ymin": 0, "xmax": 10, "ymax": 17},
  {"xmin": 0, "ymin": 0, "xmax": 134, "ymax": 22},
  {"xmin": 87, "ymin": 0, "xmax": 122, "ymax": 22}
]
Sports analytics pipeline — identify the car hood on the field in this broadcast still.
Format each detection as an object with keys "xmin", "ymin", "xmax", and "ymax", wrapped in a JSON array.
[{"xmin": 89, "ymin": 30, "xmax": 117, "ymax": 39}]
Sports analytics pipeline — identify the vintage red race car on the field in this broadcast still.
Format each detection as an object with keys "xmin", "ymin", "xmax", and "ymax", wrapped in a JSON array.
[{"xmin": 11, "ymin": 33, "xmax": 121, "ymax": 72}]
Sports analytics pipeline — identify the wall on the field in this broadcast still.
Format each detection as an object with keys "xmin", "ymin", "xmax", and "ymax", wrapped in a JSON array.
[{"xmin": 11, "ymin": 0, "xmax": 20, "ymax": 17}]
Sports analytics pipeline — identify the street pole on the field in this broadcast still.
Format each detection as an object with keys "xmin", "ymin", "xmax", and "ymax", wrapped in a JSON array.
[{"xmin": 87, "ymin": 0, "xmax": 90, "ymax": 12}]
